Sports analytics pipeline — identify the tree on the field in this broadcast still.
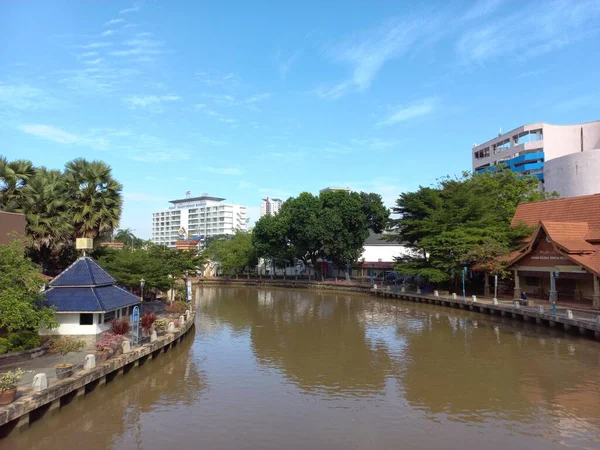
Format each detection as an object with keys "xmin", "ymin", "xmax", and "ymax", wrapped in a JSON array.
[
  {"xmin": 320, "ymin": 190, "xmax": 389, "ymax": 280},
  {"xmin": 391, "ymin": 168, "xmax": 551, "ymax": 284},
  {"xmin": 252, "ymin": 214, "xmax": 293, "ymax": 278},
  {"xmin": 0, "ymin": 240, "xmax": 58, "ymax": 334},
  {"xmin": 19, "ymin": 168, "xmax": 73, "ymax": 271},
  {"xmin": 113, "ymin": 228, "xmax": 146, "ymax": 249},
  {"xmin": 205, "ymin": 232, "xmax": 257, "ymax": 278},
  {"xmin": 0, "ymin": 157, "xmax": 35, "ymax": 211},
  {"xmin": 64, "ymin": 158, "xmax": 123, "ymax": 241}
]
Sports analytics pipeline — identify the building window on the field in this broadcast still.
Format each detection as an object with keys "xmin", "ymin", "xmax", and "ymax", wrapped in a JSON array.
[
  {"xmin": 79, "ymin": 313, "xmax": 94, "ymax": 325},
  {"xmin": 103, "ymin": 310, "xmax": 116, "ymax": 323},
  {"xmin": 525, "ymin": 277, "xmax": 539, "ymax": 287}
]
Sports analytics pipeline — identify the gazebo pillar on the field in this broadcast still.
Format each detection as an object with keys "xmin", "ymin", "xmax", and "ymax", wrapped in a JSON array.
[
  {"xmin": 593, "ymin": 275, "xmax": 600, "ymax": 310},
  {"xmin": 513, "ymin": 269, "xmax": 521, "ymax": 300}
]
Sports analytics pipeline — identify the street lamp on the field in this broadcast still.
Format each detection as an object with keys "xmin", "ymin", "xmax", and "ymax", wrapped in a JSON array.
[
  {"xmin": 462, "ymin": 266, "xmax": 467, "ymax": 300},
  {"xmin": 370, "ymin": 263, "xmax": 375, "ymax": 287},
  {"xmin": 551, "ymin": 269, "xmax": 559, "ymax": 315},
  {"xmin": 140, "ymin": 278, "xmax": 145, "ymax": 301}
]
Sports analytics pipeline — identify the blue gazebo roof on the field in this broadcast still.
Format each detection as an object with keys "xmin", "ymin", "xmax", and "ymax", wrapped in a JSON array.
[{"xmin": 44, "ymin": 257, "xmax": 140, "ymax": 312}]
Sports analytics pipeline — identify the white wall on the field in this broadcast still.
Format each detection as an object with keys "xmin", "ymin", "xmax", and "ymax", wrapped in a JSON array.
[
  {"xmin": 360, "ymin": 244, "xmax": 414, "ymax": 263},
  {"xmin": 543, "ymin": 121, "xmax": 600, "ymax": 160},
  {"xmin": 544, "ymin": 150, "xmax": 600, "ymax": 197},
  {"xmin": 40, "ymin": 312, "xmax": 109, "ymax": 336}
]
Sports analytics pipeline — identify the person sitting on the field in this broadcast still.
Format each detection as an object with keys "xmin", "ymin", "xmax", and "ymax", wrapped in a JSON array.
[{"xmin": 520, "ymin": 292, "xmax": 528, "ymax": 301}]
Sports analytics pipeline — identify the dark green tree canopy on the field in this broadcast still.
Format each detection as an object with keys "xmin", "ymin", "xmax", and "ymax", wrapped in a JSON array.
[{"xmin": 391, "ymin": 168, "xmax": 554, "ymax": 283}]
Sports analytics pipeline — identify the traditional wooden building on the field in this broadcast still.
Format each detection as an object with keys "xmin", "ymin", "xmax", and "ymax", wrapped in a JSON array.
[{"xmin": 505, "ymin": 194, "xmax": 600, "ymax": 309}]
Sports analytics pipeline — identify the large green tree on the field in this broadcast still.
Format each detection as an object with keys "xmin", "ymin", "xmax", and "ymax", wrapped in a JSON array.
[
  {"xmin": 205, "ymin": 231, "xmax": 257, "ymax": 277},
  {"xmin": 64, "ymin": 158, "xmax": 123, "ymax": 240},
  {"xmin": 391, "ymin": 168, "xmax": 552, "ymax": 284},
  {"xmin": 0, "ymin": 157, "xmax": 35, "ymax": 211},
  {"xmin": 0, "ymin": 240, "xmax": 58, "ymax": 333},
  {"xmin": 252, "ymin": 213, "xmax": 293, "ymax": 277}
]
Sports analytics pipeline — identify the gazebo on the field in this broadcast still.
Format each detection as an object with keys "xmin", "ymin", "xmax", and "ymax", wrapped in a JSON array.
[{"xmin": 41, "ymin": 257, "xmax": 141, "ymax": 340}]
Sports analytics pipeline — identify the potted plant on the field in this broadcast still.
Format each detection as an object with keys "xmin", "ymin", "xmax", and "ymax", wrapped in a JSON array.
[
  {"xmin": 52, "ymin": 337, "xmax": 86, "ymax": 379},
  {"xmin": 140, "ymin": 312, "xmax": 157, "ymax": 336},
  {"xmin": 0, "ymin": 368, "xmax": 24, "ymax": 405}
]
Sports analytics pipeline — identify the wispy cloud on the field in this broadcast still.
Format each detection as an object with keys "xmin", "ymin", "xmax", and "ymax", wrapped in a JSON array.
[
  {"xmin": 463, "ymin": 0, "xmax": 506, "ymax": 21},
  {"xmin": 104, "ymin": 18, "xmax": 125, "ymax": 27},
  {"xmin": 101, "ymin": 30, "xmax": 114, "ymax": 37},
  {"xmin": 119, "ymin": 3, "xmax": 141, "ymax": 15},
  {"xmin": 196, "ymin": 71, "xmax": 240, "ymax": 88},
  {"xmin": 456, "ymin": 0, "xmax": 600, "ymax": 64},
  {"xmin": 83, "ymin": 58, "xmax": 104, "ymax": 65},
  {"xmin": 124, "ymin": 94, "xmax": 181, "ymax": 109},
  {"xmin": 109, "ymin": 38, "xmax": 164, "ymax": 57},
  {"xmin": 194, "ymin": 104, "xmax": 237, "ymax": 124},
  {"xmin": 0, "ymin": 83, "xmax": 56, "ymax": 110},
  {"xmin": 78, "ymin": 42, "xmax": 112, "ymax": 49},
  {"xmin": 277, "ymin": 50, "xmax": 301, "ymax": 80},
  {"xmin": 78, "ymin": 51, "xmax": 98, "ymax": 58},
  {"xmin": 316, "ymin": 15, "xmax": 437, "ymax": 99},
  {"xmin": 18, "ymin": 124, "xmax": 79, "ymax": 144},
  {"xmin": 201, "ymin": 166, "xmax": 243, "ymax": 176},
  {"xmin": 375, "ymin": 97, "xmax": 438, "ymax": 127},
  {"xmin": 57, "ymin": 66, "xmax": 141, "ymax": 95}
]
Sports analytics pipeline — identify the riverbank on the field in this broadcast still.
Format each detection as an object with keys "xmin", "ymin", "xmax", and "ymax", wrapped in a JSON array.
[
  {"xmin": 196, "ymin": 277, "xmax": 373, "ymax": 294},
  {"xmin": 373, "ymin": 287, "xmax": 600, "ymax": 340},
  {"xmin": 0, "ymin": 309, "xmax": 195, "ymax": 437}
]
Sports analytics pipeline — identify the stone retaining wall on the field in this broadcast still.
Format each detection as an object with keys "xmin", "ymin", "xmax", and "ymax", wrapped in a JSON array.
[
  {"xmin": 197, "ymin": 279, "xmax": 373, "ymax": 294},
  {"xmin": 0, "ymin": 341, "xmax": 52, "ymax": 367},
  {"xmin": 0, "ymin": 310, "xmax": 195, "ymax": 437}
]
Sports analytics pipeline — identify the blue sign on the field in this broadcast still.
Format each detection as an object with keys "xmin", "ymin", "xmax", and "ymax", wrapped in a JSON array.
[{"xmin": 130, "ymin": 306, "xmax": 140, "ymax": 345}]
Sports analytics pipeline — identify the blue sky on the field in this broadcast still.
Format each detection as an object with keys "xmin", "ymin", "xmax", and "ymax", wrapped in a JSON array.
[{"xmin": 2, "ymin": 0, "xmax": 600, "ymax": 238}]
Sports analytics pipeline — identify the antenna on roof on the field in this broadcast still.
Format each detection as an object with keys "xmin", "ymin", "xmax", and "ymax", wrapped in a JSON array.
[{"xmin": 498, "ymin": 127, "xmax": 503, "ymax": 137}]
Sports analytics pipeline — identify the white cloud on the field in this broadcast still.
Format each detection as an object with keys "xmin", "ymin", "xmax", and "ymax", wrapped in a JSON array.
[
  {"xmin": 119, "ymin": 3, "xmax": 141, "ymax": 14},
  {"xmin": 110, "ymin": 38, "xmax": 164, "ymax": 57},
  {"xmin": 78, "ymin": 51, "xmax": 98, "ymax": 58},
  {"xmin": 78, "ymin": 42, "xmax": 112, "ymax": 49},
  {"xmin": 456, "ymin": 0, "xmax": 600, "ymax": 64},
  {"xmin": 101, "ymin": 30, "xmax": 114, "ymax": 37},
  {"xmin": 104, "ymin": 18, "xmax": 125, "ymax": 27},
  {"xmin": 125, "ymin": 94, "xmax": 181, "ymax": 109},
  {"xmin": 317, "ymin": 15, "xmax": 436, "ymax": 99},
  {"xmin": 194, "ymin": 105, "xmax": 237, "ymax": 124},
  {"xmin": 0, "ymin": 83, "xmax": 55, "ymax": 110},
  {"xmin": 83, "ymin": 58, "xmax": 104, "ymax": 65},
  {"xmin": 375, "ymin": 97, "xmax": 438, "ymax": 127},
  {"xmin": 463, "ymin": 0, "xmax": 506, "ymax": 21},
  {"xmin": 19, "ymin": 124, "xmax": 79, "ymax": 144},
  {"xmin": 278, "ymin": 50, "xmax": 301, "ymax": 80},
  {"xmin": 196, "ymin": 71, "xmax": 240, "ymax": 88}
]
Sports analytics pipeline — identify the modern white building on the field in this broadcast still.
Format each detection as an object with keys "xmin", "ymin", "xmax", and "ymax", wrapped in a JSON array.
[
  {"xmin": 260, "ymin": 197, "xmax": 283, "ymax": 217},
  {"xmin": 472, "ymin": 120, "xmax": 600, "ymax": 197},
  {"xmin": 151, "ymin": 194, "xmax": 248, "ymax": 248},
  {"xmin": 320, "ymin": 186, "xmax": 351, "ymax": 194}
]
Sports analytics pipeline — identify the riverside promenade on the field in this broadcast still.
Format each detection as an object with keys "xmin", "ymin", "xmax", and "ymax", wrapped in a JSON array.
[
  {"xmin": 372, "ymin": 286, "xmax": 600, "ymax": 340},
  {"xmin": 0, "ymin": 309, "xmax": 195, "ymax": 437}
]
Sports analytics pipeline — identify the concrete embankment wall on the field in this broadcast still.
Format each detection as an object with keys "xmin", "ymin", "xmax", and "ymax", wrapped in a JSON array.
[
  {"xmin": 0, "ymin": 312, "xmax": 195, "ymax": 437},
  {"xmin": 196, "ymin": 278, "xmax": 373, "ymax": 294}
]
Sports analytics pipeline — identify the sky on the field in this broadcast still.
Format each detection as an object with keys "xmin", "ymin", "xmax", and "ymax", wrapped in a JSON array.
[{"xmin": 2, "ymin": 0, "xmax": 600, "ymax": 239}]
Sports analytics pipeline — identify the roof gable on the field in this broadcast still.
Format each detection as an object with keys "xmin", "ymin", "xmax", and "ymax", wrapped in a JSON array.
[{"xmin": 50, "ymin": 257, "xmax": 116, "ymax": 287}]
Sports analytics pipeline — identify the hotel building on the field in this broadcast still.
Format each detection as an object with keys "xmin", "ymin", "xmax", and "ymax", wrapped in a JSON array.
[{"xmin": 151, "ymin": 195, "xmax": 247, "ymax": 248}]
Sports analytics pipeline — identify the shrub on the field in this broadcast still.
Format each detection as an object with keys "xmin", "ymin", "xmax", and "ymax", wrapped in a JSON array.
[
  {"xmin": 165, "ymin": 301, "xmax": 187, "ymax": 315},
  {"xmin": 140, "ymin": 312, "xmax": 156, "ymax": 334},
  {"xmin": 0, "ymin": 338, "xmax": 9, "ymax": 355},
  {"xmin": 52, "ymin": 336, "xmax": 86, "ymax": 364},
  {"xmin": 154, "ymin": 318, "xmax": 169, "ymax": 332},
  {"xmin": 0, "ymin": 368, "xmax": 25, "ymax": 392},
  {"xmin": 110, "ymin": 318, "xmax": 130, "ymax": 335},
  {"xmin": 7, "ymin": 330, "xmax": 41, "ymax": 352},
  {"xmin": 95, "ymin": 333, "xmax": 124, "ymax": 351}
]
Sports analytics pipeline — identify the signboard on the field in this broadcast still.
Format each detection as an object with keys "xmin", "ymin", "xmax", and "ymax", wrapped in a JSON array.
[
  {"xmin": 168, "ymin": 201, "xmax": 207, "ymax": 210},
  {"xmin": 130, "ymin": 306, "xmax": 140, "ymax": 345},
  {"xmin": 186, "ymin": 279, "xmax": 192, "ymax": 301},
  {"xmin": 520, "ymin": 234, "xmax": 573, "ymax": 268}
]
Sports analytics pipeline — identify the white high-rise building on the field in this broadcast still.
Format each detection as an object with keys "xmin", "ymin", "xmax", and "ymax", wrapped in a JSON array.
[
  {"xmin": 260, "ymin": 197, "xmax": 283, "ymax": 217},
  {"xmin": 151, "ymin": 194, "xmax": 248, "ymax": 248}
]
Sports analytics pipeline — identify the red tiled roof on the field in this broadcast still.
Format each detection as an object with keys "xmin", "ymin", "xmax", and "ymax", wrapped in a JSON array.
[{"xmin": 507, "ymin": 195, "xmax": 600, "ymax": 276}]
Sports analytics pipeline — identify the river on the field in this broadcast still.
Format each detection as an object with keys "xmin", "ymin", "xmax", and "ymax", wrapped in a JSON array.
[{"xmin": 2, "ymin": 286, "xmax": 600, "ymax": 449}]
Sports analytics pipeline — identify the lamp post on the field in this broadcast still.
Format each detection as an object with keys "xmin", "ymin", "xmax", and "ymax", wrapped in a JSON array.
[
  {"xmin": 346, "ymin": 260, "xmax": 350, "ymax": 285},
  {"xmin": 139, "ymin": 278, "xmax": 145, "ymax": 317},
  {"xmin": 462, "ymin": 266, "xmax": 467, "ymax": 300},
  {"xmin": 370, "ymin": 264, "xmax": 374, "ymax": 287},
  {"xmin": 550, "ymin": 269, "xmax": 559, "ymax": 315}
]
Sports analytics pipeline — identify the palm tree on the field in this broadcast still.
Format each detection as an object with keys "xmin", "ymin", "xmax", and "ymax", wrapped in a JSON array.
[
  {"xmin": 64, "ymin": 159, "xmax": 123, "ymax": 240},
  {"xmin": 0, "ymin": 156, "xmax": 35, "ymax": 211},
  {"xmin": 19, "ymin": 168, "xmax": 73, "ymax": 270}
]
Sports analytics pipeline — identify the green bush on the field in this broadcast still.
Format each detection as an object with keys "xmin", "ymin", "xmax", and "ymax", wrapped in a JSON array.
[
  {"xmin": 0, "ymin": 338, "xmax": 9, "ymax": 355},
  {"xmin": 6, "ymin": 330, "xmax": 41, "ymax": 352}
]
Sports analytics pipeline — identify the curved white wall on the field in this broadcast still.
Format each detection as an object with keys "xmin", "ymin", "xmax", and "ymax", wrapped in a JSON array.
[{"xmin": 544, "ymin": 150, "xmax": 600, "ymax": 197}]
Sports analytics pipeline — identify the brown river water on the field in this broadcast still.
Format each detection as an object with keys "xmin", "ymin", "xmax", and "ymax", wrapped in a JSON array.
[{"xmin": 2, "ymin": 286, "xmax": 600, "ymax": 449}]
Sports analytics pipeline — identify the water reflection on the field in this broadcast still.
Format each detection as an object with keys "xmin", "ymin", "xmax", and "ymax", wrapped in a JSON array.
[{"xmin": 0, "ymin": 331, "xmax": 206, "ymax": 450}]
